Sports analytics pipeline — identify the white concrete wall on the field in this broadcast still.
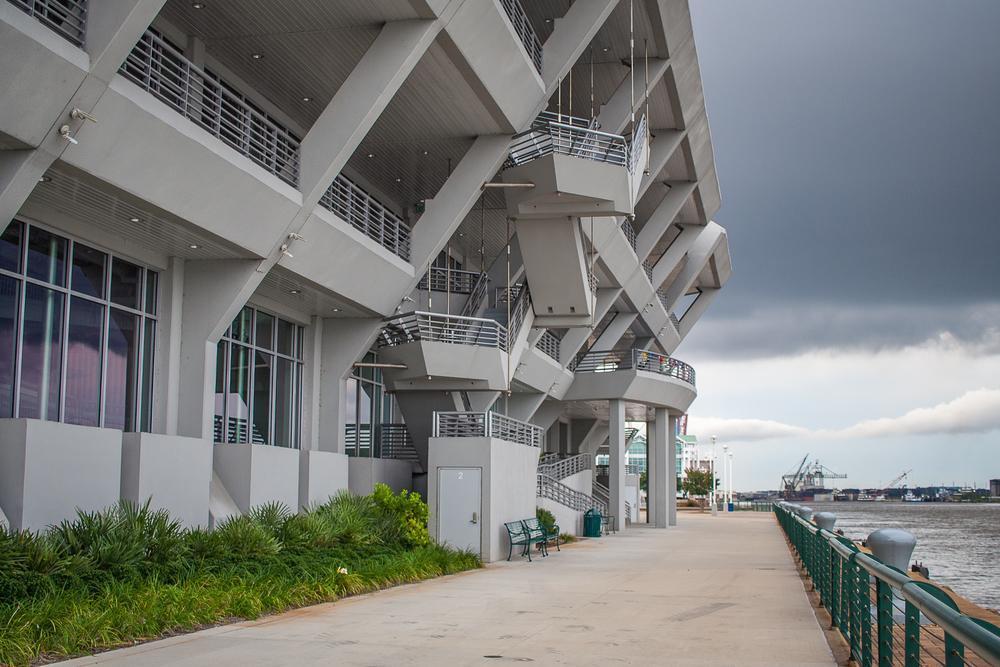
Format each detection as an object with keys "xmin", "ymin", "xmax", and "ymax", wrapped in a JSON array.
[
  {"xmin": 0, "ymin": 419, "xmax": 122, "ymax": 531},
  {"xmin": 212, "ymin": 444, "xmax": 299, "ymax": 513},
  {"xmin": 427, "ymin": 436, "xmax": 538, "ymax": 562},
  {"xmin": 626, "ymin": 473, "xmax": 641, "ymax": 526},
  {"xmin": 121, "ymin": 432, "xmax": 212, "ymax": 528},
  {"xmin": 299, "ymin": 450, "xmax": 349, "ymax": 508},
  {"xmin": 538, "ymin": 497, "xmax": 583, "ymax": 536},
  {"xmin": 347, "ymin": 458, "xmax": 414, "ymax": 496}
]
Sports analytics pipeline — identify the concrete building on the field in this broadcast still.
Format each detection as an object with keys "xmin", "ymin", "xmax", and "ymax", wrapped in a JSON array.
[
  {"xmin": 990, "ymin": 479, "xmax": 1000, "ymax": 498},
  {"xmin": 0, "ymin": 0, "xmax": 730, "ymax": 559}
]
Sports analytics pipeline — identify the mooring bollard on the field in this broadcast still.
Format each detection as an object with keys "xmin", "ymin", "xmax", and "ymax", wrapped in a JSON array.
[
  {"xmin": 813, "ymin": 511, "xmax": 836, "ymax": 532},
  {"xmin": 796, "ymin": 505, "xmax": 814, "ymax": 521},
  {"xmin": 867, "ymin": 528, "xmax": 917, "ymax": 572}
]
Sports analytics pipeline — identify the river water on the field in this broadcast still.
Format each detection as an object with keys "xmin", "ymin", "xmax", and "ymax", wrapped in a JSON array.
[{"xmin": 809, "ymin": 501, "xmax": 1000, "ymax": 610}]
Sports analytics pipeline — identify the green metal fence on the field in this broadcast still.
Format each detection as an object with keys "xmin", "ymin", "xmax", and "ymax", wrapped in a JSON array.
[{"xmin": 774, "ymin": 504, "xmax": 1000, "ymax": 667}]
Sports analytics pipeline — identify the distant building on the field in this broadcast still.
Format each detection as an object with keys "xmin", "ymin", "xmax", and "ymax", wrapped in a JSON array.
[{"xmin": 990, "ymin": 479, "xmax": 1000, "ymax": 497}]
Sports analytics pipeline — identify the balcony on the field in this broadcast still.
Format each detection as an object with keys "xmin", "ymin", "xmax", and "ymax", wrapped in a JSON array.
[
  {"xmin": 534, "ymin": 329, "xmax": 561, "ymax": 362},
  {"xmin": 432, "ymin": 411, "xmax": 543, "ymax": 448},
  {"xmin": 565, "ymin": 348, "xmax": 697, "ymax": 411},
  {"xmin": 379, "ymin": 311, "xmax": 508, "ymax": 351},
  {"xmin": 120, "ymin": 29, "xmax": 300, "ymax": 186},
  {"xmin": 319, "ymin": 174, "xmax": 411, "ymax": 261},
  {"xmin": 507, "ymin": 112, "xmax": 629, "ymax": 170},
  {"xmin": 573, "ymin": 348, "xmax": 696, "ymax": 386},
  {"xmin": 499, "ymin": 0, "xmax": 542, "ymax": 73},
  {"xmin": 417, "ymin": 267, "xmax": 480, "ymax": 294},
  {"xmin": 8, "ymin": 0, "xmax": 86, "ymax": 46}
]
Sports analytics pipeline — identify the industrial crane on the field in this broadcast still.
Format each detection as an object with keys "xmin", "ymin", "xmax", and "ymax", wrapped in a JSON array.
[
  {"xmin": 781, "ymin": 455, "xmax": 810, "ymax": 499},
  {"xmin": 882, "ymin": 469, "xmax": 912, "ymax": 492}
]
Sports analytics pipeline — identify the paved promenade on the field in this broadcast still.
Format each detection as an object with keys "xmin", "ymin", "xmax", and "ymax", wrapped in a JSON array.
[{"xmin": 67, "ymin": 512, "xmax": 835, "ymax": 666}]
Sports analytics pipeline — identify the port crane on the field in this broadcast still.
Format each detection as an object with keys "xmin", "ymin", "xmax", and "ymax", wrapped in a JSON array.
[
  {"xmin": 781, "ymin": 455, "xmax": 810, "ymax": 499},
  {"xmin": 781, "ymin": 456, "xmax": 848, "ymax": 498},
  {"xmin": 881, "ymin": 469, "xmax": 912, "ymax": 492}
]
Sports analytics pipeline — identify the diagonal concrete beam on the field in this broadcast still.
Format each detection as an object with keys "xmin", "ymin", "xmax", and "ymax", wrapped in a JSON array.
[
  {"xmin": 542, "ymin": 0, "xmax": 621, "ymax": 96},
  {"xmin": 635, "ymin": 181, "xmax": 696, "ymax": 262},
  {"xmin": 597, "ymin": 58, "xmax": 671, "ymax": 134},
  {"xmin": 591, "ymin": 310, "xmax": 637, "ymax": 351},
  {"xmin": 558, "ymin": 286, "xmax": 621, "ymax": 366},
  {"xmin": 659, "ymin": 222, "xmax": 725, "ymax": 313},
  {"xmin": 650, "ymin": 223, "xmax": 701, "ymax": 288},
  {"xmin": 677, "ymin": 287, "xmax": 719, "ymax": 339},
  {"xmin": 636, "ymin": 129, "xmax": 686, "ymax": 202}
]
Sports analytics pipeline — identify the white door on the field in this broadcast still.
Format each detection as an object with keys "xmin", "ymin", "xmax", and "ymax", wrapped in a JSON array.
[{"xmin": 437, "ymin": 468, "xmax": 482, "ymax": 554}]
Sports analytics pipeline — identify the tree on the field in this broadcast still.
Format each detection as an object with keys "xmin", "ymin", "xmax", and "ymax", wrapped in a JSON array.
[{"xmin": 682, "ymin": 468, "xmax": 715, "ymax": 510}]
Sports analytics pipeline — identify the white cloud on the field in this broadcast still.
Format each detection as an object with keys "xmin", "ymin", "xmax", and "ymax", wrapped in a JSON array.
[{"xmin": 686, "ymin": 416, "xmax": 808, "ymax": 442}]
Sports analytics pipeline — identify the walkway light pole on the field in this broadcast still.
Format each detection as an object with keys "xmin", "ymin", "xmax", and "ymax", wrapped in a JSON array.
[
  {"xmin": 728, "ymin": 451, "xmax": 735, "ymax": 508},
  {"xmin": 711, "ymin": 435, "xmax": 718, "ymax": 516},
  {"xmin": 722, "ymin": 444, "xmax": 729, "ymax": 510}
]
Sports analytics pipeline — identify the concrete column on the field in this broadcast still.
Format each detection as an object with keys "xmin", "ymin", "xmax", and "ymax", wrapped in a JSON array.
[
  {"xmin": 317, "ymin": 318, "xmax": 383, "ymax": 453},
  {"xmin": 299, "ymin": 316, "xmax": 323, "ymax": 451},
  {"xmin": 646, "ymin": 419, "xmax": 656, "ymax": 525},
  {"xmin": 542, "ymin": 0, "xmax": 621, "ymax": 94},
  {"xmin": 506, "ymin": 392, "xmax": 546, "ymax": 423},
  {"xmin": 652, "ymin": 407, "xmax": 669, "ymax": 528},
  {"xmin": 558, "ymin": 287, "xmax": 621, "ymax": 366},
  {"xmin": 609, "ymin": 399, "xmax": 626, "ymax": 528},
  {"xmin": 667, "ymin": 411, "xmax": 678, "ymax": 526}
]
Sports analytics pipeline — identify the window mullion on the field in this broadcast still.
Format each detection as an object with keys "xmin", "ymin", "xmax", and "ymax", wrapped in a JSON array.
[
  {"xmin": 12, "ymin": 273, "xmax": 26, "ymax": 419},
  {"xmin": 98, "ymin": 266, "xmax": 111, "ymax": 428},
  {"xmin": 134, "ymin": 269, "xmax": 145, "ymax": 432}
]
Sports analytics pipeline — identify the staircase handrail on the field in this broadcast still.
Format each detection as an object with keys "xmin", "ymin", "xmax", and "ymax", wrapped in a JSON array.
[
  {"xmin": 537, "ymin": 473, "xmax": 607, "ymax": 514},
  {"xmin": 461, "ymin": 272, "xmax": 490, "ymax": 317},
  {"xmin": 538, "ymin": 453, "xmax": 592, "ymax": 480}
]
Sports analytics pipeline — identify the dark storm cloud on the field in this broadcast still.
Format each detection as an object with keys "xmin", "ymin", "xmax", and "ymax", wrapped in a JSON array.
[{"xmin": 688, "ymin": 1, "xmax": 1000, "ymax": 330}]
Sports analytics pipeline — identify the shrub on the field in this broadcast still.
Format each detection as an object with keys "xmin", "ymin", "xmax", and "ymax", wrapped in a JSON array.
[
  {"xmin": 371, "ymin": 483, "xmax": 430, "ymax": 548},
  {"xmin": 536, "ymin": 507, "xmax": 557, "ymax": 534}
]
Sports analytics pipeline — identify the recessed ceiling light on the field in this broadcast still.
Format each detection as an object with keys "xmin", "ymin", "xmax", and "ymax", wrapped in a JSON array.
[
  {"xmin": 129, "ymin": 216, "xmax": 140, "ymax": 223},
  {"xmin": 602, "ymin": 47, "xmax": 610, "ymax": 53},
  {"xmin": 544, "ymin": 18, "xmax": 553, "ymax": 23},
  {"xmin": 422, "ymin": 150, "xmax": 429, "ymax": 156},
  {"xmin": 188, "ymin": 244, "xmax": 200, "ymax": 249},
  {"xmin": 191, "ymin": 2, "xmax": 205, "ymax": 8},
  {"xmin": 251, "ymin": 53, "xmax": 263, "ymax": 60},
  {"xmin": 367, "ymin": 153, "xmax": 375, "ymax": 159},
  {"xmin": 394, "ymin": 177, "xmax": 401, "ymax": 183},
  {"xmin": 301, "ymin": 96, "xmax": 311, "ymax": 102},
  {"xmin": 289, "ymin": 289, "xmax": 300, "ymax": 295},
  {"xmin": 332, "ymin": 308, "xmax": 340, "ymax": 312},
  {"xmin": 38, "ymin": 176, "xmax": 51, "ymax": 183}
]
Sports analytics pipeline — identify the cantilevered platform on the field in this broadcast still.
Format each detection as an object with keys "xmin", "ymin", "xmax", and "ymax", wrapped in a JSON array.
[{"xmin": 66, "ymin": 514, "xmax": 835, "ymax": 666}]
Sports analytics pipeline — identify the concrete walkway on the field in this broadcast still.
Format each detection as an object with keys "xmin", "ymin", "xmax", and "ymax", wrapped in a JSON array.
[{"xmin": 67, "ymin": 513, "xmax": 835, "ymax": 666}]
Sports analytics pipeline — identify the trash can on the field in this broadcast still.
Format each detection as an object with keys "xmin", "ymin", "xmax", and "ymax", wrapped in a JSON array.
[
  {"xmin": 727, "ymin": 502, "xmax": 734, "ymax": 512},
  {"xmin": 584, "ymin": 509, "xmax": 602, "ymax": 537}
]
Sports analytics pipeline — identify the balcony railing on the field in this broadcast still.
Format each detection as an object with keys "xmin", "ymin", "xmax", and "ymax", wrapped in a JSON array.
[
  {"xmin": 120, "ymin": 29, "xmax": 300, "ymax": 186},
  {"xmin": 319, "ymin": 174, "xmax": 411, "ymax": 260},
  {"xmin": 461, "ymin": 272, "xmax": 490, "ymax": 317},
  {"xmin": 621, "ymin": 218, "xmax": 637, "ymax": 252},
  {"xmin": 535, "ymin": 329, "xmax": 560, "ymax": 361},
  {"xmin": 628, "ymin": 113, "xmax": 649, "ymax": 174},
  {"xmin": 507, "ymin": 112, "xmax": 632, "ymax": 170},
  {"xmin": 433, "ymin": 411, "xmax": 543, "ymax": 448},
  {"xmin": 417, "ymin": 267, "xmax": 479, "ymax": 294},
  {"xmin": 8, "ymin": 0, "xmax": 86, "ymax": 46},
  {"xmin": 378, "ymin": 311, "xmax": 508, "ymax": 351},
  {"xmin": 507, "ymin": 284, "xmax": 531, "ymax": 344},
  {"xmin": 377, "ymin": 424, "xmax": 419, "ymax": 461},
  {"xmin": 498, "ymin": 0, "xmax": 542, "ymax": 73},
  {"xmin": 572, "ymin": 348, "xmax": 696, "ymax": 387}
]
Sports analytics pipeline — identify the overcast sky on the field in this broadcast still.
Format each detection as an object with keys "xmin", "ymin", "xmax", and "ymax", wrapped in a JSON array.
[{"xmin": 678, "ymin": 1, "xmax": 1000, "ymax": 490}]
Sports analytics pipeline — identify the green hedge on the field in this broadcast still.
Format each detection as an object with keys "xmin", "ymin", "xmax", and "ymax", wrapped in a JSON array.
[{"xmin": 0, "ymin": 484, "xmax": 479, "ymax": 665}]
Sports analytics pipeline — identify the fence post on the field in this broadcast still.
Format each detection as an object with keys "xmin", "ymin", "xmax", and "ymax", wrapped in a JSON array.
[
  {"xmin": 876, "ymin": 578, "xmax": 893, "ymax": 667},
  {"xmin": 859, "ymin": 567, "xmax": 873, "ymax": 667},
  {"xmin": 904, "ymin": 599, "xmax": 920, "ymax": 667},
  {"xmin": 944, "ymin": 633, "xmax": 964, "ymax": 667}
]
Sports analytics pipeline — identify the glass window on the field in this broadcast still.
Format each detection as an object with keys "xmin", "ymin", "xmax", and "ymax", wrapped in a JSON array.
[
  {"xmin": 1, "ymin": 221, "xmax": 158, "ymax": 429},
  {"xmin": 71, "ymin": 243, "xmax": 106, "ymax": 298},
  {"xmin": 1, "ymin": 221, "xmax": 22, "ymax": 272},
  {"xmin": 27, "ymin": 227, "xmax": 66, "ymax": 287},
  {"xmin": 345, "ymin": 351, "xmax": 394, "ymax": 458},
  {"xmin": 213, "ymin": 306, "xmax": 303, "ymax": 448},
  {"xmin": 64, "ymin": 297, "xmax": 104, "ymax": 426},
  {"xmin": 18, "ymin": 283, "xmax": 63, "ymax": 420},
  {"xmin": 110, "ymin": 258, "xmax": 141, "ymax": 309}
]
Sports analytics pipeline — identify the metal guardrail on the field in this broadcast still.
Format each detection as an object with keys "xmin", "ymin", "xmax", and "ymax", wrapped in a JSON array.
[
  {"xmin": 776, "ymin": 504, "xmax": 1000, "ymax": 667},
  {"xmin": 507, "ymin": 284, "xmax": 531, "ymax": 344},
  {"xmin": 507, "ymin": 112, "xmax": 632, "ymax": 170},
  {"xmin": 538, "ymin": 473, "xmax": 606, "ymax": 514},
  {"xmin": 643, "ymin": 259, "xmax": 655, "ymax": 284},
  {"xmin": 538, "ymin": 453, "xmax": 591, "ymax": 480},
  {"xmin": 493, "ymin": 283, "xmax": 523, "ymax": 307},
  {"xmin": 432, "ymin": 411, "xmax": 543, "ymax": 448},
  {"xmin": 572, "ymin": 348, "xmax": 696, "ymax": 387},
  {"xmin": 621, "ymin": 218, "xmax": 637, "ymax": 252},
  {"xmin": 377, "ymin": 424, "xmax": 419, "ymax": 461},
  {"xmin": 121, "ymin": 29, "xmax": 300, "ymax": 186},
  {"xmin": 418, "ymin": 267, "xmax": 479, "ymax": 294},
  {"xmin": 461, "ymin": 273, "xmax": 490, "ymax": 317},
  {"xmin": 538, "ymin": 452, "xmax": 562, "ymax": 465},
  {"xmin": 8, "ymin": 0, "xmax": 86, "ymax": 45},
  {"xmin": 498, "ymin": 0, "xmax": 542, "ymax": 73},
  {"xmin": 629, "ymin": 113, "xmax": 649, "ymax": 174},
  {"xmin": 535, "ymin": 329, "xmax": 561, "ymax": 361},
  {"xmin": 319, "ymin": 174, "xmax": 411, "ymax": 260},
  {"xmin": 378, "ymin": 311, "xmax": 508, "ymax": 350}
]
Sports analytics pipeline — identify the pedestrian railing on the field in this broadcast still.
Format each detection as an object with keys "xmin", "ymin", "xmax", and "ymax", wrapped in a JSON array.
[
  {"xmin": 628, "ymin": 113, "xmax": 649, "ymax": 174},
  {"xmin": 538, "ymin": 453, "xmax": 591, "ymax": 480},
  {"xmin": 537, "ymin": 473, "xmax": 606, "ymax": 514},
  {"xmin": 535, "ymin": 329, "xmax": 561, "ymax": 361},
  {"xmin": 432, "ymin": 411, "xmax": 543, "ymax": 448},
  {"xmin": 507, "ymin": 284, "xmax": 531, "ymax": 343},
  {"xmin": 319, "ymin": 174, "xmax": 411, "ymax": 260},
  {"xmin": 120, "ymin": 29, "xmax": 300, "ymax": 186},
  {"xmin": 377, "ymin": 424, "xmax": 419, "ymax": 461},
  {"xmin": 621, "ymin": 218, "xmax": 637, "ymax": 252},
  {"xmin": 643, "ymin": 259, "xmax": 655, "ymax": 284},
  {"xmin": 8, "ymin": 0, "xmax": 86, "ymax": 45},
  {"xmin": 461, "ymin": 273, "xmax": 490, "ymax": 317},
  {"xmin": 572, "ymin": 348, "xmax": 696, "ymax": 387},
  {"xmin": 418, "ymin": 267, "xmax": 479, "ymax": 294},
  {"xmin": 775, "ymin": 504, "xmax": 1000, "ymax": 667},
  {"xmin": 378, "ymin": 311, "xmax": 508, "ymax": 351},
  {"xmin": 498, "ymin": 0, "xmax": 542, "ymax": 73},
  {"xmin": 507, "ymin": 112, "xmax": 637, "ymax": 171}
]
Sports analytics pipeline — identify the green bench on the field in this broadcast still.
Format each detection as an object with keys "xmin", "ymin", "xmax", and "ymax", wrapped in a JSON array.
[{"xmin": 504, "ymin": 518, "xmax": 560, "ymax": 561}]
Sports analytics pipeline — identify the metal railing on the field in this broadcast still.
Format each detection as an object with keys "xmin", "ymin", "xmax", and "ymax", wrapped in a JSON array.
[
  {"xmin": 507, "ymin": 284, "xmax": 531, "ymax": 344},
  {"xmin": 507, "ymin": 112, "xmax": 632, "ymax": 170},
  {"xmin": 669, "ymin": 312, "xmax": 681, "ymax": 329},
  {"xmin": 498, "ymin": 0, "xmax": 542, "ymax": 73},
  {"xmin": 432, "ymin": 411, "xmax": 544, "ymax": 448},
  {"xmin": 643, "ymin": 259, "xmax": 655, "ymax": 284},
  {"xmin": 8, "ymin": 0, "xmax": 86, "ymax": 45},
  {"xmin": 319, "ymin": 174, "xmax": 410, "ymax": 260},
  {"xmin": 776, "ymin": 504, "xmax": 1000, "ymax": 667},
  {"xmin": 535, "ymin": 329, "xmax": 561, "ymax": 361},
  {"xmin": 538, "ymin": 453, "xmax": 591, "ymax": 480},
  {"xmin": 494, "ymin": 283, "xmax": 523, "ymax": 307},
  {"xmin": 378, "ymin": 311, "xmax": 507, "ymax": 350},
  {"xmin": 572, "ymin": 348, "xmax": 696, "ymax": 387},
  {"xmin": 538, "ymin": 452, "xmax": 562, "ymax": 465},
  {"xmin": 461, "ymin": 272, "xmax": 490, "ymax": 317},
  {"xmin": 120, "ymin": 29, "xmax": 300, "ymax": 186},
  {"xmin": 621, "ymin": 218, "xmax": 637, "ymax": 252},
  {"xmin": 377, "ymin": 424, "xmax": 419, "ymax": 461},
  {"xmin": 628, "ymin": 113, "xmax": 649, "ymax": 174},
  {"xmin": 418, "ymin": 267, "xmax": 479, "ymax": 294},
  {"xmin": 537, "ymin": 473, "xmax": 606, "ymax": 514}
]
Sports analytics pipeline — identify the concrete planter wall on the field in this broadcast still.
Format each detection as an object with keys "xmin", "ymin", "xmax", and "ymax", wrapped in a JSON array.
[
  {"xmin": 121, "ymin": 432, "xmax": 212, "ymax": 528},
  {"xmin": 299, "ymin": 450, "xmax": 349, "ymax": 508},
  {"xmin": 213, "ymin": 443, "xmax": 300, "ymax": 513},
  {"xmin": 347, "ymin": 458, "xmax": 414, "ymax": 496},
  {"xmin": 0, "ymin": 419, "xmax": 122, "ymax": 531}
]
